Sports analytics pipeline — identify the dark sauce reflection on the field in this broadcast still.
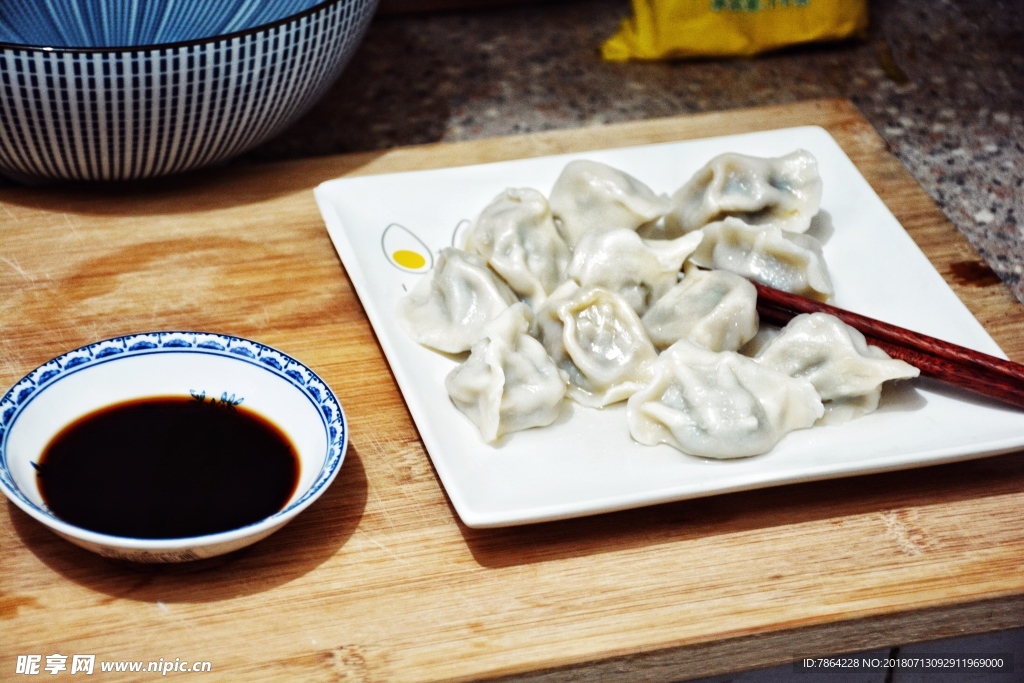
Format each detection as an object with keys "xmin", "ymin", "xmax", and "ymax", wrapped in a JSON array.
[{"xmin": 36, "ymin": 396, "xmax": 299, "ymax": 539}]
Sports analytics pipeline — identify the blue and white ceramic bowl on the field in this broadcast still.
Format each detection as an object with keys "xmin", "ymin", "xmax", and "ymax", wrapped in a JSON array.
[
  {"xmin": 0, "ymin": 0, "xmax": 377, "ymax": 181},
  {"xmin": 0, "ymin": 332, "xmax": 347, "ymax": 562}
]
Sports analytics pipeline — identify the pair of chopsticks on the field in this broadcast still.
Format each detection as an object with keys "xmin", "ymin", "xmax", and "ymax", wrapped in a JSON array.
[{"xmin": 753, "ymin": 283, "xmax": 1024, "ymax": 411}]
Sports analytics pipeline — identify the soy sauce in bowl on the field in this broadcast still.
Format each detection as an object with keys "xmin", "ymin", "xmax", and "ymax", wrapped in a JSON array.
[{"xmin": 36, "ymin": 396, "xmax": 300, "ymax": 540}]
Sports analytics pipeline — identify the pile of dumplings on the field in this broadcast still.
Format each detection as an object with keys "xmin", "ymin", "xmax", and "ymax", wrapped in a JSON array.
[{"xmin": 397, "ymin": 151, "xmax": 920, "ymax": 459}]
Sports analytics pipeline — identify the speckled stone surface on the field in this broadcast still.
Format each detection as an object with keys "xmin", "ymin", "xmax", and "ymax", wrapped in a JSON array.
[{"xmin": 240, "ymin": 0, "xmax": 1024, "ymax": 305}]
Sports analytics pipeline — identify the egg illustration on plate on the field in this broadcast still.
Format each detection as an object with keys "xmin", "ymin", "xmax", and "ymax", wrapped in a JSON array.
[
  {"xmin": 451, "ymin": 219, "xmax": 472, "ymax": 248},
  {"xmin": 381, "ymin": 223, "xmax": 433, "ymax": 273}
]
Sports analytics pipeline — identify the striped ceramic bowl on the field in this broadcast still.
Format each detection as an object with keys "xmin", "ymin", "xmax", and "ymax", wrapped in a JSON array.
[{"xmin": 0, "ymin": 0, "xmax": 377, "ymax": 182}]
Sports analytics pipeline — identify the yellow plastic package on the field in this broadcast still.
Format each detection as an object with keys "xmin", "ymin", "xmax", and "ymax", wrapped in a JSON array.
[{"xmin": 602, "ymin": 0, "xmax": 869, "ymax": 62}]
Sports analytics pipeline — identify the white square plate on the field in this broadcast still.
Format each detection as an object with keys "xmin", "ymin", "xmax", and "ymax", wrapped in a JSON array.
[{"xmin": 315, "ymin": 126, "xmax": 1024, "ymax": 528}]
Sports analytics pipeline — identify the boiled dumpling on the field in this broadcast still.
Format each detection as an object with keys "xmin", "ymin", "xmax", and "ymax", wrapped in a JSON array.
[
  {"xmin": 532, "ymin": 283, "xmax": 658, "ymax": 408},
  {"xmin": 665, "ymin": 150, "xmax": 823, "ymax": 236},
  {"xmin": 549, "ymin": 159, "xmax": 671, "ymax": 248},
  {"xmin": 737, "ymin": 324, "xmax": 783, "ymax": 357},
  {"xmin": 626, "ymin": 339, "xmax": 824, "ymax": 458},
  {"xmin": 753, "ymin": 312, "xmax": 920, "ymax": 423},
  {"xmin": 688, "ymin": 217, "xmax": 834, "ymax": 302},
  {"xmin": 464, "ymin": 188, "xmax": 571, "ymax": 307},
  {"xmin": 641, "ymin": 267, "xmax": 759, "ymax": 352},
  {"xmin": 445, "ymin": 303, "xmax": 568, "ymax": 442},
  {"xmin": 396, "ymin": 247, "xmax": 517, "ymax": 353},
  {"xmin": 567, "ymin": 228, "xmax": 703, "ymax": 316}
]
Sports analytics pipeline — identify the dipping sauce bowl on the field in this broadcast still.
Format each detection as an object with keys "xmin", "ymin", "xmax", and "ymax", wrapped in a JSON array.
[{"xmin": 0, "ymin": 331, "xmax": 347, "ymax": 562}]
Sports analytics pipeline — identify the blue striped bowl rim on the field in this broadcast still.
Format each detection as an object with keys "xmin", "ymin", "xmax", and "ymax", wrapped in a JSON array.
[{"xmin": 0, "ymin": 0, "xmax": 357, "ymax": 53}]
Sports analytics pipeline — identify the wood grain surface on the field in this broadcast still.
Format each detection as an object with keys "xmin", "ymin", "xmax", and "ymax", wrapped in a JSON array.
[{"xmin": 2, "ymin": 99, "xmax": 1023, "ymax": 682}]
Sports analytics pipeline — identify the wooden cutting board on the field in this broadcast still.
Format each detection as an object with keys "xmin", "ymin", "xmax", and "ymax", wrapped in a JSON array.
[{"xmin": 2, "ymin": 99, "xmax": 1022, "ymax": 682}]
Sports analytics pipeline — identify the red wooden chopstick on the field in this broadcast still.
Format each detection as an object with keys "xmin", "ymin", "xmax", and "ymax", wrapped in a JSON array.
[{"xmin": 753, "ymin": 282, "xmax": 1024, "ymax": 411}]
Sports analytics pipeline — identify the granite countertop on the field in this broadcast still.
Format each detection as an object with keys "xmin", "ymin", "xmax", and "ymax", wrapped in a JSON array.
[{"xmin": 240, "ymin": 0, "xmax": 1024, "ymax": 306}]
